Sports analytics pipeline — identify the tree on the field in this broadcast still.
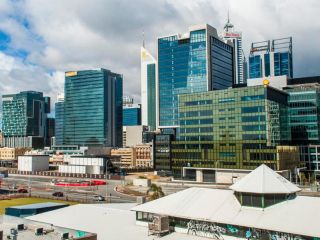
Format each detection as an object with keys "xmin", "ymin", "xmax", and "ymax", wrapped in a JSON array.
[{"xmin": 147, "ymin": 184, "xmax": 165, "ymax": 200}]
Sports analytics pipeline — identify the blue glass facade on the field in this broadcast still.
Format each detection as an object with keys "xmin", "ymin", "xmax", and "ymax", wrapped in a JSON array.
[
  {"xmin": 123, "ymin": 105, "xmax": 141, "ymax": 126},
  {"xmin": 55, "ymin": 100, "xmax": 64, "ymax": 145},
  {"xmin": 249, "ymin": 55, "xmax": 261, "ymax": 78},
  {"xmin": 249, "ymin": 38, "xmax": 293, "ymax": 79},
  {"xmin": 63, "ymin": 69, "xmax": 123, "ymax": 147},
  {"xmin": 158, "ymin": 25, "xmax": 234, "ymax": 127}
]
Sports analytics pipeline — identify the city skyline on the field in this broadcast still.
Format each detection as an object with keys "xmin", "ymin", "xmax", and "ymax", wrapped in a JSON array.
[{"xmin": 0, "ymin": 0, "xmax": 319, "ymax": 115}]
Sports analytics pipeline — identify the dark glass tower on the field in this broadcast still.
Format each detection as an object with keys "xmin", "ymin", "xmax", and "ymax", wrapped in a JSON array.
[
  {"xmin": 63, "ymin": 69, "xmax": 123, "ymax": 147},
  {"xmin": 54, "ymin": 94, "xmax": 64, "ymax": 145},
  {"xmin": 158, "ymin": 24, "xmax": 234, "ymax": 127}
]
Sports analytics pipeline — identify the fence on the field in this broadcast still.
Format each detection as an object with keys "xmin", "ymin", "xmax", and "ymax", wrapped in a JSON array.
[{"xmin": 7, "ymin": 169, "xmax": 123, "ymax": 180}]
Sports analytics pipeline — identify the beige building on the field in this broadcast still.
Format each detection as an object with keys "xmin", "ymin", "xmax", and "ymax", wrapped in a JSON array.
[
  {"xmin": 111, "ymin": 148, "xmax": 136, "ymax": 168},
  {"xmin": 0, "ymin": 147, "xmax": 30, "ymax": 161},
  {"xmin": 123, "ymin": 126, "xmax": 147, "ymax": 147},
  {"xmin": 135, "ymin": 144, "xmax": 153, "ymax": 168},
  {"xmin": 0, "ymin": 132, "xmax": 3, "ymax": 147}
]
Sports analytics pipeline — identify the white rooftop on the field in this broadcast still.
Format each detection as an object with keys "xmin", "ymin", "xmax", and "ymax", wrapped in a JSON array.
[
  {"xmin": 230, "ymin": 164, "xmax": 301, "ymax": 194},
  {"xmin": 27, "ymin": 203, "xmax": 211, "ymax": 240},
  {"xmin": 132, "ymin": 187, "xmax": 320, "ymax": 238}
]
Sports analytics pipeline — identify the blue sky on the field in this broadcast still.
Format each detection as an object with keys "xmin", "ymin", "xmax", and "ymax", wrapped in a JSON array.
[{"xmin": 0, "ymin": 0, "xmax": 319, "ymax": 122}]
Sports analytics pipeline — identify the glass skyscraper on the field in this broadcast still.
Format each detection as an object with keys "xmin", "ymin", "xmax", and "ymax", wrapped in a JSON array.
[
  {"xmin": 63, "ymin": 69, "xmax": 123, "ymax": 147},
  {"xmin": 141, "ymin": 47, "xmax": 156, "ymax": 130},
  {"xmin": 249, "ymin": 37, "xmax": 293, "ymax": 79},
  {"xmin": 285, "ymin": 84, "xmax": 320, "ymax": 144},
  {"xmin": 54, "ymin": 93, "xmax": 64, "ymax": 145},
  {"xmin": 123, "ymin": 104, "xmax": 141, "ymax": 126},
  {"xmin": 158, "ymin": 24, "xmax": 234, "ymax": 127},
  {"xmin": 171, "ymin": 85, "xmax": 291, "ymax": 178},
  {"xmin": 2, "ymin": 91, "xmax": 50, "ymax": 137}
]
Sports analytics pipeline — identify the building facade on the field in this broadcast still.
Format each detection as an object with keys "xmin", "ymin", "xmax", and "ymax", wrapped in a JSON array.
[
  {"xmin": 285, "ymin": 83, "xmax": 320, "ymax": 145},
  {"xmin": 123, "ymin": 104, "xmax": 141, "ymax": 126},
  {"xmin": 249, "ymin": 37, "xmax": 293, "ymax": 79},
  {"xmin": 111, "ymin": 148, "xmax": 136, "ymax": 168},
  {"xmin": 0, "ymin": 147, "xmax": 29, "ymax": 161},
  {"xmin": 54, "ymin": 93, "xmax": 64, "ymax": 146},
  {"xmin": 63, "ymin": 69, "xmax": 123, "ymax": 147},
  {"xmin": 222, "ymin": 15, "xmax": 246, "ymax": 84},
  {"xmin": 135, "ymin": 144, "xmax": 153, "ymax": 168},
  {"xmin": 2, "ymin": 91, "xmax": 50, "ymax": 138},
  {"xmin": 158, "ymin": 24, "xmax": 234, "ymax": 128},
  {"xmin": 171, "ymin": 85, "xmax": 292, "ymax": 178},
  {"xmin": 141, "ymin": 47, "xmax": 157, "ymax": 131}
]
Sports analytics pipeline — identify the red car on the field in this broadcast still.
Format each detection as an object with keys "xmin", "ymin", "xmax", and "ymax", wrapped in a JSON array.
[{"xmin": 17, "ymin": 188, "xmax": 28, "ymax": 193}]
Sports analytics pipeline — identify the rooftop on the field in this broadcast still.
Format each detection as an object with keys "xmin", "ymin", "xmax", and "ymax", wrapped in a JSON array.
[
  {"xmin": 229, "ymin": 164, "xmax": 301, "ymax": 194},
  {"xmin": 0, "ymin": 215, "xmax": 96, "ymax": 240}
]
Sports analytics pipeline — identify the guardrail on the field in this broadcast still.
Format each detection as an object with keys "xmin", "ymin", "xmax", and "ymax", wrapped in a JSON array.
[{"xmin": 7, "ymin": 169, "xmax": 123, "ymax": 180}]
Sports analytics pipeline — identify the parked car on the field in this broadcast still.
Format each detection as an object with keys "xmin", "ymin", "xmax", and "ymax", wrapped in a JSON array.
[
  {"xmin": 17, "ymin": 188, "xmax": 28, "ymax": 193},
  {"xmin": 93, "ymin": 195, "xmax": 105, "ymax": 201},
  {"xmin": 52, "ymin": 191, "xmax": 64, "ymax": 197}
]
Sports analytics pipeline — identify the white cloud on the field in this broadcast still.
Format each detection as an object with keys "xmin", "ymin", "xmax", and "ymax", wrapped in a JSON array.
[{"xmin": 0, "ymin": 0, "xmax": 319, "ymax": 109}]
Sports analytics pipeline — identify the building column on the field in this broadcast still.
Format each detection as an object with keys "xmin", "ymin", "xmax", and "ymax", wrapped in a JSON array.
[{"xmin": 196, "ymin": 169, "xmax": 203, "ymax": 183}]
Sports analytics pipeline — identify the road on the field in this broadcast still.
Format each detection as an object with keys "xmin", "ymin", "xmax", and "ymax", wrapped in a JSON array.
[{"xmin": 1, "ymin": 175, "xmax": 137, "ymax": 203}]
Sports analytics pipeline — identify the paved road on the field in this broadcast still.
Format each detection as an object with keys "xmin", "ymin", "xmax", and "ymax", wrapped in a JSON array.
[{"xmin": 1, "ymin": 175, "xmax": 137, "ymax": 203}]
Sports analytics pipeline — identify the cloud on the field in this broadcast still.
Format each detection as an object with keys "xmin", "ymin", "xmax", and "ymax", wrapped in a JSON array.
[{"xmin": 0, "ymin": 0, "xmax": 319, "ymax": 112}]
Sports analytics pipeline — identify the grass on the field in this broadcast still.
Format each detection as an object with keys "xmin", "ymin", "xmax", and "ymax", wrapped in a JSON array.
[{"xmin": 0, "ymin": 197, "xmax": 77, "ymax": 215}]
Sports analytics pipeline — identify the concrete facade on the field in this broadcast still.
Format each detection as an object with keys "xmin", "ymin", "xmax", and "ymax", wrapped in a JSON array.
[{"xmin": 18, "ymin": 155, "xmax": 49, "ymax": 172}]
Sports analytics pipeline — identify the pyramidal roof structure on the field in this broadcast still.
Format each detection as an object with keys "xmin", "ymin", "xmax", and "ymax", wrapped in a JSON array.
[{"xmin": 230, "ymin": 164, "xmax": 301, "ymax": 194}]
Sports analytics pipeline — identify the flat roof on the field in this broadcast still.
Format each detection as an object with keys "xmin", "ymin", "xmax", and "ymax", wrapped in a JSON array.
[
  {"xmin": 27, "ymin": 203, "xmax": 210, "ymax": 240},
  {"xmin": 7, "ymin": 202, "xmax": 68, "ymax": 210},
  {"xmin": 0, "ymin": 215, "xmax": 95, "ymax": 240}
]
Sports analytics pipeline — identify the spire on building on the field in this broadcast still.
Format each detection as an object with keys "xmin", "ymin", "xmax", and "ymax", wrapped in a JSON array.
[
  {"xmin": 224, "ymin": 11, "xmax": 234, "ymax": 32},
  {"xmin": 142, "ymin": 30, "xmax": 145, "ymax": 48}
]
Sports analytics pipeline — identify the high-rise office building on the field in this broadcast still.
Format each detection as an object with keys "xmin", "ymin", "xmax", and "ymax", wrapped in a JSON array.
[
  {"xmin": 63, "ymin": 69, "xmax": 123, "ymax": 147},
  {"xmin": 249, "ymin": 37, "xmax": 293, "ymax": 79},
  {"xmin": 171, "ymin": 85, "xmax": 293, "ymax": 178},
  {"xmin": 123, "ymin": 104, "xmax": 141, "ymax": 126},
  {"xmin": 222, "ymin": 15, "xmax": 246, "ymax": 84},
  {"xmin": 285, "ymin": 83, "xmax": 320, "ymax": 145},
  {"xmin": 141, "ymin": 47, "xmax": 157, "ymax": 131},
  {"xmin": 54, "ymin": 93, "xmax": 64, "ymax": 146},
  {"xmin": 2, "ymin": 91, "xmax": 50, "ymax": 137},
  {"xmin": 158, "ymin": 24, "xmax": 234, "ymax": 128},
  {"xmin": 45, "ymin": 117, "xmax": 55, "ymax": 147}
]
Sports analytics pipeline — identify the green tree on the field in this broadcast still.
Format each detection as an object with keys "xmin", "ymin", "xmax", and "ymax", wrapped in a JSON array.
[{"xmin": 147, "ymin": 184, "xmax": 165, "ymax": 200}]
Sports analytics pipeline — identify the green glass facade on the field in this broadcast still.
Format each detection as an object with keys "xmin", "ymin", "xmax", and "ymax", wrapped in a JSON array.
[
  {"xmin": 286, "ymin": 85, "xmax": 320, "ymax": 145},
  {"xmin": 2, "ymin": 91, "xmax": 49, "ymax": 137},
  {"xmin": 171, "ymin": 85, "xmax": 290, "ymax": 178},
  {"xmin": 147, "ymin": 63, "xmax": 156, "ymax": 130},
  {"xmin": 63, "ymin": 69, "xmax": 123, "ymax": 147}
]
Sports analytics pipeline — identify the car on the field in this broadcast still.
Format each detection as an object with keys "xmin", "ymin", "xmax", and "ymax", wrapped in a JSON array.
[
  {"xmin": 52, "ymin": 191, "xmax": 64, "ymax": 197},
  {"xmin": 93, "ymin": 195, "xmax": 105, "ymax": 201},
  {"xmin": 17, "ymin": 188, "xmax": 28, "ymax": 193}
]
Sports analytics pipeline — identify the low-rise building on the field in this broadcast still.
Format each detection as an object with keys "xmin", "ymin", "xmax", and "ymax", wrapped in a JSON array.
[
  {"xmin": 0, "ymin": 147, "xmax": 30, "ymax": 161},
  {"xmin": 135, "ymin": 144, "xmax": 153, "ymax": 168},
  {"xmin": 58, "ymin": 156, "xmax": 111, "ymax": 175},
  {"xmin": 133, "ymin": 165, "xmax": 320, "ymax": 239},
  {"xmin": 18, "ymin": 155, "xmax": 49, "ymax": 172},
  {"xmin": 111, "ymin": 148, "xmax": 136, "ymax": 168}
]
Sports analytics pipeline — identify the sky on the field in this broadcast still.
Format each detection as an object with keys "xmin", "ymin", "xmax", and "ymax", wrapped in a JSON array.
[{"xmin": 0, "ymin": 0, "xmax": 319, "ymax": 117}]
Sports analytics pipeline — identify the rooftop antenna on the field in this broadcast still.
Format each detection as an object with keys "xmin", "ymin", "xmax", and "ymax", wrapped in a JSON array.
[{"xmin": 224, "ymin": 10, "xmax": 234, "ymax": 33}]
